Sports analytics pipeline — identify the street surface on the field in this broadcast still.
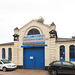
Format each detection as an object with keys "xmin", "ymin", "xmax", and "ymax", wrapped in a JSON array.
[{"xmin": 0, "ymin": 69, "xmax": 49, "ymax": 75}]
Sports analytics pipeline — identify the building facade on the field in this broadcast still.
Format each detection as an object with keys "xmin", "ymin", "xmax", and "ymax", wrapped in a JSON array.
[{"xmin": 0, "ymin": 20, "xmax": 75, "ymax": 69}]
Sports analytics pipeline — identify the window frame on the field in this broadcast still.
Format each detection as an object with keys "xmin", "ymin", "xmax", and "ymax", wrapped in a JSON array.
[
  {"xmin": 27, "ymin": 29, "xmax": 40, "ymax": 35},
  {"xmin": 69, "ymin": 45, "xmax": 75, "ymax": 61},
  {"xmin": 8, "ymin": 48, "xmax": 12, "ymax": 61},
  {"xmin": 60, "ymin": 45, "xmax": 65, "ymax": 61},
  {"xmin": 2, "ymin": 48, "xmax": 5, "ymax": 59}
]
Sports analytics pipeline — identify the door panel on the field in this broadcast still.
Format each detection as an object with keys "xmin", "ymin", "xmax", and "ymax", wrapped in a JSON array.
[
  {"xmin": 34, "ymin": 47, "xmax": 44, "ymax": 69},
  {"xmin": 61, "ymin": 65, "xmax": 74, "ymax": 74},
  {"xmin": 62, "ymin": 62, "xmax": 74, "ymax": 74},
  {"xmin": 24, "ymin": 48, "xmax": 34, "ymax": 69}
]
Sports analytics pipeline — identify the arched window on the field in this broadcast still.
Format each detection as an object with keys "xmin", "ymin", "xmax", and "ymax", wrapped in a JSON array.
[
  {"xmin": 2, "ymin": 48, "xmax": 5, "ymax": 59},
  {"xmin": 27, "ymin": 29, "xmax": 40, "ymax": 35},
  {"xmin": 70, "ymin": 45, "xmax": 75, "ymax": 61},
  {"xmin": 60, "ymin": 45, "xmax": 65, "ymax": 61},
  {"xmin": 8, "ymin": 48, "xmax": 12, "ymax": 61}
]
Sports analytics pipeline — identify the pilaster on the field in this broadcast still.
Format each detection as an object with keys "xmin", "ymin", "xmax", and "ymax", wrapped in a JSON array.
[
  {"xmin": 13, "ymin": 41, "xmax": 19, "ymax": 65},
  {"xmin": 50, "ymin": 38, "xmax": 56, "ymax": 62}
]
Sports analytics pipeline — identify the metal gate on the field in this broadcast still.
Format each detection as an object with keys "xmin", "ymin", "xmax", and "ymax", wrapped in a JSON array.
[{"xmin": 23, "ymin": 47, "xmax": 45, "ymax": 69}]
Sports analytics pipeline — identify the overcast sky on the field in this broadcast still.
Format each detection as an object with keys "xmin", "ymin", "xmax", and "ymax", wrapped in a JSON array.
[{"xmin": 0, "ymin": 0, "xmax": 75, "ymax": 43}]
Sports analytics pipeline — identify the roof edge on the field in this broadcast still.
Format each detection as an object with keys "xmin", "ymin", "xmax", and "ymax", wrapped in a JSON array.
[
  {"xmin": 0, "ymin": 42, "xmax": 14, "ymax": 46},
  {"xmin": 56, "ymin": 38, "xmax": 75, "ymax": 42}
]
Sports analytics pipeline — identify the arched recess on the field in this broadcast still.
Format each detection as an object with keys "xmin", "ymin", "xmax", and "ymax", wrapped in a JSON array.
[
  {"xmin": 25, "ymin": 26, "xmax": 43, "ymax": 35},
  {"xmin": 69, "ymin": 45, "xmax": 75, "ymax": 61},
  {"xmin": 27, "ymin": 28, "xmax": 40, "ymax": 35},
  {"xmin": 60, "ymin": 45, "xmax": 65, "ymax": 61},
  {"xmin": 8, "ymin": 48, "xmax": 12, "ymax": 61},
  {"xmin": 2, "ymin": 48, "xmax": 5, "ymax": 59}
]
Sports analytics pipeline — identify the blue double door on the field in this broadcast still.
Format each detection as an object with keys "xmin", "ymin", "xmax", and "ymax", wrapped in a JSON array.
[{"xmin": 23, "ymin": 47, "xmax": 45, "ymax": 69}]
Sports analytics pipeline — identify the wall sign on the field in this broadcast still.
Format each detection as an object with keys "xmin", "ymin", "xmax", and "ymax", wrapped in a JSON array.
[{"xmin": 23, "ymin": 34, "xmax": 45, "ymax": 45}]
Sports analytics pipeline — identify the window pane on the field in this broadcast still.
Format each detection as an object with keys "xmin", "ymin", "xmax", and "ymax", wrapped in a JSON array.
[
  {"xmin": 60, "ymin": 46, "xmax": 64, "ymax": 50},
  {"xmin": 34, "ymin": 29, "xmax": 40, "ymax": 34},
  {"xmin": 70, "ymin": 45, "xmax": 75, "ymax": 59},
  {"xmin": 62, "ymin": 62, "xmax": 73, "ymax": 66},
  {"xmin": 8, "ymin": 48, "xmax": 12, "ymax": 60},
  {"xmin": 28, "ymin": 29, "xmax": 40, "ymax": 35},
  {"xmin": 1, "ymin": 59, "xmax": 10, "ymax": 64},
  {"xmin": 53, "ymin": 62, "xmax": 61, "ymax": 65},
  {"xmin": 60, "ymin": 46, "xmax": 65, "ymax": 58},
  {"xmin": 70, "ymin": 52, "xmax": 74, "ymax": 58},
  {"xmin": 29, "ymin": 30, "xmax": 33, "ymax": 34},
  {"xmin": 70, "ymin": 45, "xmax": 74, "ymax": 52},
  {"xmin": 2, "ymin": 48, "xmax": 5, "ymax": 59}
]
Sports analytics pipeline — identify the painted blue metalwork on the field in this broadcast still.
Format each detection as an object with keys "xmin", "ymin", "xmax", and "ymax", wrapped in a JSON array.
[
  {"xmin": 23, "ymin": 48, "xmax": 34, "ymax": 69},
  {"xmin": 23, "ymin": 47, "xmax": 45, "ymax": 69},
  {"xmin": 23, "ymin": 48, "xmax": 25, "ymax": 69},
  {"xmin": 21, "ymin": 44, "xmax": 47, "ymax": 48},
  {"xmin": 60, "ymin": 46, "xmax": 65, "ymax": 61},
  {"xmin": 70, "ymin": 58, "xmax": 75, "ymax": 61},
  {"xmin": 34, "ymin": 45, "xmax": 47, "ymax": 47},
  {"xmin": 60, "ymin": 58, "xmax": 65, "ymax": 61}
]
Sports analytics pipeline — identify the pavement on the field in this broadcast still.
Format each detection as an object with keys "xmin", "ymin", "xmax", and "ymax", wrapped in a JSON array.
[{"xmin": 0, "ymin": 69, "xmax": 49, "ymax": 75}]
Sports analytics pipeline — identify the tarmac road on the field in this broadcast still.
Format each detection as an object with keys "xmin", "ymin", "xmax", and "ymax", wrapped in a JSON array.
[{"xmin": 0, "ymin": 69, "xmax": 49, "ymax": 75}]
